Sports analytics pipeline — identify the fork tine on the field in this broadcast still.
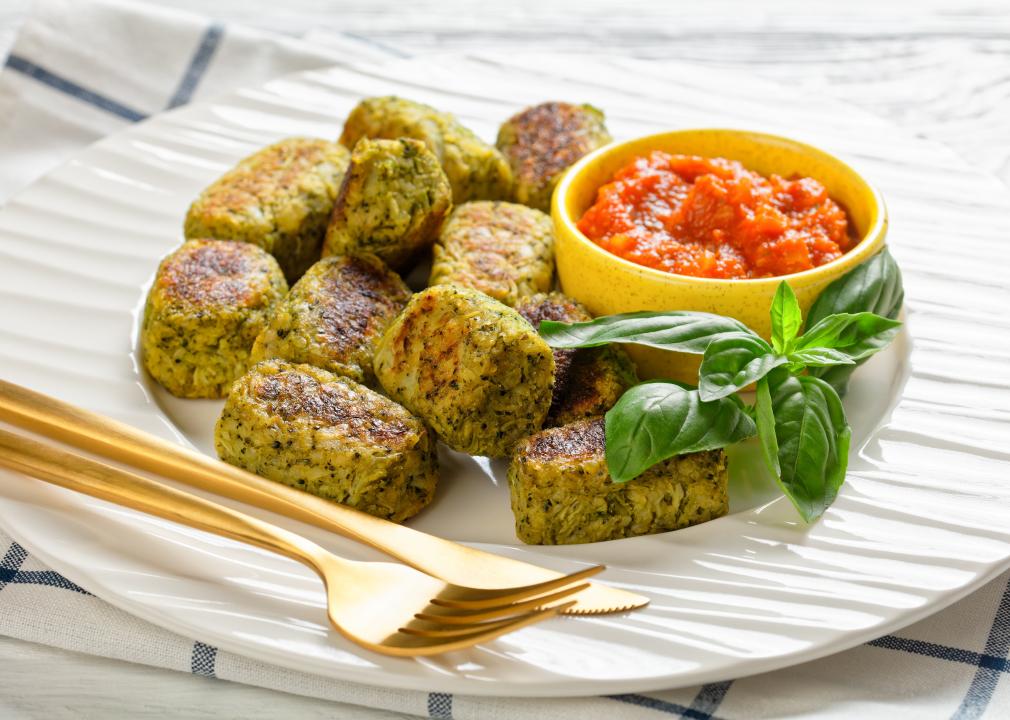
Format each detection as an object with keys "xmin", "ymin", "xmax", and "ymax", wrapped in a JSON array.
[
  {"xmin": 431, "ymin": 564, "xmax": 603, "ymax": 610},
  {"xmin": 397, "ymin": 615, "xmax": 522, "ymax": 638},
  {"xmin": 415, "ymin": 583, "xmax": 590, "ymax": 626},
  {"xmin": 368, "ymin": 602, "xmax": 575, "ymax": 657}
]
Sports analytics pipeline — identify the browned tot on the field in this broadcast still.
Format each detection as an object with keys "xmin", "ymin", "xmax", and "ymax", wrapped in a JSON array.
[
  {"xmin": 496, "ymin": 102, "xmax": 612, "ymax": 212},
  {"xmin": 340, "ymin": 96, "xmax": 513, "ymax": 203},
  {"xmin": 509, "ymin": 418, "xmax": 728, "ymax": 544},
  {"xmin": 429, "ymin": 201, "xmax": 554, "ymax": 307},
  {"xmin": 141, "ymin": 239, "xmax": 287, "ymax": 398},
  {"xmin": 250, "ymin": 254, "xmax": 411, "ymax": 386},
  {"xmin": 184, "ymin": 138, "xmax": 350, "ymax": 282},
  {"xmin": 374, "ymin": 284, "xmax": 555, "ymax": 458},
  {"xmin": 514, "ymin": 292, "xmax": 637, "ymax": 427},
  {"xmin": 216, "ymin": 360, "xmax": 438, "ymax": 523},
  {"xmin": 323, "ymin": 137, "xmax": 453, "ymax": 271}
]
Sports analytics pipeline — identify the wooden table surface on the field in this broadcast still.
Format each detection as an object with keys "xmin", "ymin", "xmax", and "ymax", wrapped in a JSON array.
[{"xmin": 2, "ymin": 1, "xmax": 1009, "ymax": 717}]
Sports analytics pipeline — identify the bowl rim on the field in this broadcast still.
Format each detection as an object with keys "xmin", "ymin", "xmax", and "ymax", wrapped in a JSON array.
[{"xmin": 552, "ymin": 127, "xmax": 889, "ymax": 287}]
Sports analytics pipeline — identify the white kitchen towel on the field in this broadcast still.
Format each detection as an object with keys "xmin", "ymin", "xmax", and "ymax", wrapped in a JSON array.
[
  {"xmin": 2, "ymin": 1, "xmax": 1010, "ymax": 718},
  {"xmin": 4, "ymin": 528, "xmax": 1010, "ymax": 720},
  {"xmin": 0, "ymin": 0, "xmax": 396, "ymax": 199}
]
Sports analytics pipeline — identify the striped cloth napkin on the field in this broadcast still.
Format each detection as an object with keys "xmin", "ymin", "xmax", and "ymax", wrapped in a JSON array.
[{"xmin": 1, "ymin": 1, "xmax": 1009, "ymax": 717}]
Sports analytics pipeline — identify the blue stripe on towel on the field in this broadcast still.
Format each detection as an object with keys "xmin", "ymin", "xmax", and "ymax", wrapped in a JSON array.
[
  {"xmin": 686, "ymin": 681, "xmax": 733, "ymax": 718},
  {"xmin": 0, "ymin": 567, "xmax": 91, "ymax": 596},
  {"xmin": 427, "ymin": 692, "xmax": 453, "ymax": 719},
  {"xmin": 952, "ymin": 577, "xmax": 1010, "ymax": 720},
  {"xmin": 609, "ymin": 680, "xmax": 732, "ymax": 719},
  {"xmin": 167, "ymin": 22, "xmax": 224, "ymax": 109},
  {"xmin": 191, "ymin": 641, "xmax": 218, "ymax": 677},
  {"xmin": 868, "ymin": 635, "xmax": 1007, "ymax": 671},
  {"xmin": 4, "ymin": 55, "xmax": 147, "ymax": 122},
  {"xmin": 0, "ymin": 541, "xmax": 28, "ymax": 592},
  {"xmin": 0, "ymin": 540, "xmax": 92, "ymax": 595},
  {"xmin": 609, "ymin": 693, "xmax": 728, "ymax": 719}
]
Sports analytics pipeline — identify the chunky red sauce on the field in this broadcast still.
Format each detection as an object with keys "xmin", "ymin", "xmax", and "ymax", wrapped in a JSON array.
[{"xmin": 577, "ymin": 152, "xmax": 854, "ymax": 279}]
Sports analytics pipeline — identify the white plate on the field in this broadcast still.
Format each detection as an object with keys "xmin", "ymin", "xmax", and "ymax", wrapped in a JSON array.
[{"xmin": 1, "ymin": 54, "xmax": 1009, "ymax": 697}]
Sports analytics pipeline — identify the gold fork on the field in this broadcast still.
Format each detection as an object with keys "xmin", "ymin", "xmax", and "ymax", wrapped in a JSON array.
[
  {"xmin": 0, "ymin": 380, "xmax": 649, "ymax": 614},
  {"xmin": 0, "ymin": 429, "xmax": 599, "ymax": 657}
]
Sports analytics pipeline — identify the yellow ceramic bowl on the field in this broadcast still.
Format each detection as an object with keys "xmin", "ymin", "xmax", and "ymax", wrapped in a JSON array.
[{"xmin": 552, "ymin": 128, "xmax": 888, "ymax": 382}]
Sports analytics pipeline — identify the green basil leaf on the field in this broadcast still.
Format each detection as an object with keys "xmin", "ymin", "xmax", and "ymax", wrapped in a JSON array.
[
  {"xmin": 805, "ymin": 248, "xmax": 904, "ymax": 396},
  {"xmin": 787, "ymin": 346, "xmax": 857, "ymax": 370},
  {"xmin": 604, "ymin": 381, "xmax": 757, "ymax": 483},
  {"xmin": 796, "ymin": 311, "xmax": 901, "ymax": 361},
  {"xmin": 770, "ymin": 282, "xmax": 802, "ymax": 354},
  {"xmin": 698, "ymin": 333, "xmax": 787, "ymax": 401},
  {"xmin": 755, "ymin": 375, "xmax": 780, "ymax": 477},
  {"xmin": 806, "ymin": 247, "xmax": 904, "ymax": 323},
  {"xmin": 814, "ymin": 365, "xmax": 857, "ymax": 398},
  {"xmin": 538, "ymin": 311, "xmax": 756, "ymax": 353},
  {"xmin": 767, "ymin": 370, "xmax": 851, "ymax": 522}
]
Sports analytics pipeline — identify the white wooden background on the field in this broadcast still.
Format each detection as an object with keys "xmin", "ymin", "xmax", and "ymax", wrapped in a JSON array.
[{"xmin": 2, "ymin": 0, "xmax": 1010, "ymax": 717}]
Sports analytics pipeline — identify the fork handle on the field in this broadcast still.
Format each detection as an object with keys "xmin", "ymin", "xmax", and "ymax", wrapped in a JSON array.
[
  {"xmin": 0, "ymin": 428, "xmax": 331, "ymax": 577},
  {"xmin": 0, "ymin": 379, "xmax": 540, "ymax": 587}
]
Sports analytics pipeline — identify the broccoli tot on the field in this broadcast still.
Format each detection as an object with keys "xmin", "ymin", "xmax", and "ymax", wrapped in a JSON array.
[
  {"xmin": 323, "ymin": 137, "xmax": 452, "ymax": 271},
  {"xmin": 373, "ymin": 285, "xmax": 555, "ymax": 458},
  {"xmin": 340, "ymin": 96, "xmax": 513, "ymax": 203},
  {"xmin": 509, "ymin": 418, "xmax": 729, "ymax": 544},
  {"xmin": 514, "ymin": 292, "xmax": 637, "ymax": 426},
  {"xmin": 141, "ymin": 239, "xmax": 287, "ymax": 399},
  {"xmin": 184, "ymin": 138, "xmax": 350, "ymax": 282},
  {"xmin": 216, "ymin": 360, "xmax": 438, "ymax": 523},
  {"xmin": 250, "ymin": 254, "xmax": 411, "ymax": 385},
  {"xmin": 497, "ymin": 102, "xmax": 611, "ymax": 212},
  {"xmin": 429, "ymin": 201, "xmax": 555, "ymax": 307}
]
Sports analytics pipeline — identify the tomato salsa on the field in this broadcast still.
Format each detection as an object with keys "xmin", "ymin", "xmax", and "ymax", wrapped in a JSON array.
[{"xmin": 577, "ymin": 152, "xmax": 855, "ymax": 279}]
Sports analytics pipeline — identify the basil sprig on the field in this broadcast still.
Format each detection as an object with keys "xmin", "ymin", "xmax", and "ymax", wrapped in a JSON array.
[{"xmin": 537, "ymin": 249, "xmax": 903, "ymax": 522}]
